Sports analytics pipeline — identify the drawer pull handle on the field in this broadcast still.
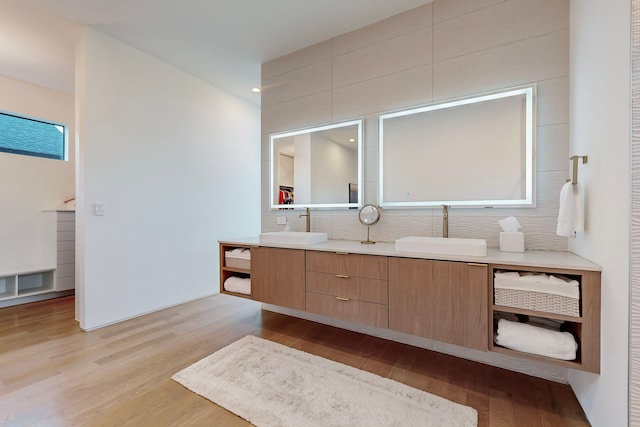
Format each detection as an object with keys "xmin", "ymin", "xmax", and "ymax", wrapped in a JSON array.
[
  {"xmin": 336, "ymin": 296, "xmax": 350, "ymax": 301},
  {"xmin": 336, "ymin": 274, "xmax": 350, "ymax": 279},
  {"xmin": 467, "ymin": 263, "xmax": 487, "ymax": 267}
]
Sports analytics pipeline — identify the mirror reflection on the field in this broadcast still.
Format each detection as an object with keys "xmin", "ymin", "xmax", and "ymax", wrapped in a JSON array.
[
  {"xmin": 270, "ymin": 119, "xmax": 362, "ymax": 209},
  {"xmin": 379, "ymin": 86, "xmax": 535, "ymax": 208}
]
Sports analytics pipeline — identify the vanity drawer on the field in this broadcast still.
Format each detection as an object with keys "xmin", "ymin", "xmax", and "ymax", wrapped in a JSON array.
[
  {"xmin": 306, "ymin": 271, "xmax": 388, "ymax": 304},
  {"xmin": 305, "ymin": 292, "xmax": 389, "ymax": 329},
  {"xmin": 305, "ymin": 251, "xmax": 388, "ymax": 280}
]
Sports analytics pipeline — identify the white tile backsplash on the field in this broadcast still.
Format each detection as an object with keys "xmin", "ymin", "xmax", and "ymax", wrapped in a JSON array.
[
  {"xmin": 262, "ymin": 59, "xmax": 332, "ymax": 107},
  {"xmin": 262, "ymin": 40, "xmax": 332, "ymax": 80},
  {"xmin": 333, "ymin": 4, "xmax": 433, "ymax": 56},
  {"xmin": 433, "ymin": 0, "xmax": 569, "ymax": 61},
  {"xmin": 537, "ymin": 124, "xmax": 570, "ymax": 172},
  {"xmin": 262, "ymin": 91, "xmax": 333, "ymax": 134},
  {"xmin": 432, "ymin": 0, "xmax": 505, "ymax": 24},
  {"xmin": 262, "ymin": 0, "xmax": 570, "ymax": 253},
  {"xmin": 333, "ymin": 27, "xmax": 432, "ymax": 89},
  {"xmin": 332, "ymin": 65, "xmax": 433, "ymax": 119},
  {"xmin": 433, "ymin": 30, "xmax": 569, "ymax": 101},
  {"xmin": 536, "ymin": 77, "xmax": 570, "ymax": 126}
]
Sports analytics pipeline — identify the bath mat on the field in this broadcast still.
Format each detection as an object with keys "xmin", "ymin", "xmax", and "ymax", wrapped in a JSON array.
[{"xmin": 172, "ymin": 335, "xmax": 477, "ymax": 426}]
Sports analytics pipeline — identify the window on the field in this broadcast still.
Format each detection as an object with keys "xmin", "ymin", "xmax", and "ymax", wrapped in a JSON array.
[{"xmin": 0, "ymin": 111, "xmax": 66, "ymax": 160}]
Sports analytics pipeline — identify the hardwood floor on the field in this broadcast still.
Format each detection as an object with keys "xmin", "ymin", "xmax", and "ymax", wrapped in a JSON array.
[{"xmin": 0, "ymin": 295, "xmax": 589, "ymax": 426}]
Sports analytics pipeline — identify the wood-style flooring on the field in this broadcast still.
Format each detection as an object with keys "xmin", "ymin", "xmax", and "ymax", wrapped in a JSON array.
[{"xmin": 0, "ymin": 295, "xmax": 589, "ymax": 426}]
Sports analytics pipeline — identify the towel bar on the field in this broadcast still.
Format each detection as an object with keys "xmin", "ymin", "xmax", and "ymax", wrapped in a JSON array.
[{"xmin": 566, "ymin": 155, "xmax": 588, "ymax": 185}]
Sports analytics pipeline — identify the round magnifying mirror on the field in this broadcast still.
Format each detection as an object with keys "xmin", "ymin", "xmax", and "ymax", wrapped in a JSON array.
[{"xmin": 358, "ymin": 204, "xmax": 380, "ymax": 244}]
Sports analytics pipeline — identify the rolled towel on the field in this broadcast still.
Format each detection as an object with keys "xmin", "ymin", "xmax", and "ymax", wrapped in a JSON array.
[
  {"xmin": 495, "ymin": 318, "xmax": 577, "ymax": 360},
  {"xmin": 224, "ymin": 276, "xmax": 251, "ymax": 295}
]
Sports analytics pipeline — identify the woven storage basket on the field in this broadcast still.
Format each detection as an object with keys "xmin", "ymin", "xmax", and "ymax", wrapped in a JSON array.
[
  {"xmin": 225, "ymin": 251, "xmax": 250, "ymax": 270},
  {"xmin": 494, "ymin": 288, "xmax": 580, "ymax": 317}
]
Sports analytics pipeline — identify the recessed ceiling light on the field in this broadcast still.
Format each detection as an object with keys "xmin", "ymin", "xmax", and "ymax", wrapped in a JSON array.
[
  {"xmin": 252, "ymin": 87, "xmax": 261, "ymax": 93},
  {"xmin": 349, "ymin": 138, "xmax": 355, "ymax": 142}
]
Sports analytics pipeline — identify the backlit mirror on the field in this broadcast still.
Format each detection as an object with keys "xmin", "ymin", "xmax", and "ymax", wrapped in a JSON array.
[
  {"xmin": 379, "ymin": 86, "xmax": 535, "ymax": 208},
  {"xmin": 270, "ymin": 119, "xmax": 363, "ymax": 209}
]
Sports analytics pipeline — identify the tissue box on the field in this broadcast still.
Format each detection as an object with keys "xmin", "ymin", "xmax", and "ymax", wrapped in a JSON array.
[{"xmin": 500, "ymin": 232, "xmax": 524, "ymax": 252}]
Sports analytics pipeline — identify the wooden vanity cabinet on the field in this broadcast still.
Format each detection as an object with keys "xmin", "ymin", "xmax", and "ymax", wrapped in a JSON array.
[
  {"xmin": 251, "ymin": 247, "xmax": 305, "ymax": 310},
  {"xmin": 305, "ymin": 251, "xmax": 389, "ymax": 328},
  {"xmin": 389, "ymin": 257, "xmax": 488, "ymax": 351},
  {"xmin": 221, "ymin": 239, "xmax": 601, "ymax": 373}
]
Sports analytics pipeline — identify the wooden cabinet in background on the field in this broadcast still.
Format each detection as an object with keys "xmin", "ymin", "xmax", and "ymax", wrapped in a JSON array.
[
  {"xmin": 54, "ymin": 211, "xmax": 75, "ymax": 291},
  {"xmin": 251, "ymin": 247, "xmax": 305, "ymax": 311},
  {"xmin": 389, "ymin": 257, "xmax": 488, "ymax": 351}
]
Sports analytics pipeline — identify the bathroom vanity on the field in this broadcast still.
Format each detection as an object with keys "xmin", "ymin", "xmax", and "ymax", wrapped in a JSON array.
[{"xmin": 219, "ymin": 238, "xmax": 601, "ymax": 374}]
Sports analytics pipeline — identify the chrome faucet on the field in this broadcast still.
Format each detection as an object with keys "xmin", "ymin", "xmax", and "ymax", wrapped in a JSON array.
[
  {"xmin": 442, "ymin": 205, "xmax": 449, "ymax": 238},
  {"xmin": 299, "ymin": 207, "xmax": 311, "ymax": 232}
]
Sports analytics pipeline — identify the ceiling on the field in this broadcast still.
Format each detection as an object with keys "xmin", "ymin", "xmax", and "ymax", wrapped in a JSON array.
[{"xmin": 1, "ymin": 0, "xmax": 430, "ymax": 105}]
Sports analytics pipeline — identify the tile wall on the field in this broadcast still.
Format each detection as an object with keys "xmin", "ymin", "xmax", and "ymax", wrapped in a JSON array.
[{"xmin": 261, "ymin": 0, "xmax": 570, "ymax": 251}]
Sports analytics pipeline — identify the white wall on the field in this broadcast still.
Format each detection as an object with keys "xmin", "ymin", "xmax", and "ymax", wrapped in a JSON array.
[
  {"xmin": 75, "ymin": 27, "xmax": 260, "ymax": 330},
  {"xmin": 0, "ymin": 75, "xmax": 74, "ymax": 270},
  {"xmin": 569, "ymin": 1, "xmax": 630, "ymax": 425}
]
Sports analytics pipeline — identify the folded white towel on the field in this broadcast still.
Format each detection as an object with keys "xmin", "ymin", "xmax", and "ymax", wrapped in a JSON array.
[
  {"xmin": 518, "ymin": 272, "xmax": 549, "ymax": 285},
  {"xmin": 495, "ymin": 318, "xmax": 577, "ymax": 360},
  {"xmin": 494, "ymin": 274, "xmax": 579, "ymax": 299},
  {"xmin": 226, "ymin": 249, "xmax": 251, "ymax": 260},
  {"xmin": 493, "ymin": 272, "xmax": 520, "ymax": 290},
  {"xmin": 224, "ymin": 276, "xmax": 251, "ymax": 295},
  {"xmin": 557, "ymin": 182, "xmax": 584, "ymax": 237},
  {"xmin": 549, "ymin": 274, "xmax": 579, "ymax": 287},
  {"xmin": 494, "ymin": 271, "xmax": 520, "ymax": 280}
]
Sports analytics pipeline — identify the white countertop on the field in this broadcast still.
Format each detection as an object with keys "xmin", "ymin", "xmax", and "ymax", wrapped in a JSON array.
[{"xmin": 219, "ymin": 237, "xmax": 602, "ymax": 272}]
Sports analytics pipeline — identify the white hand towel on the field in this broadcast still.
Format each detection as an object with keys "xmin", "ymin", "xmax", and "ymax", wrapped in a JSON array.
[{"xmin": 556, "ymin": 182, "xmax": 584, "ymax": 236}]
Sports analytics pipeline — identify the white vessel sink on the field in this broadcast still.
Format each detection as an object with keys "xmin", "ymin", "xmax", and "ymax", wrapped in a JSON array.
[
  {"xmin": 395, "ymin": 236, "xmax": 487, "ymax": 257},
  {"xmin": 259, "ymin": 231, "xmax": 328, "ymax": 245}
]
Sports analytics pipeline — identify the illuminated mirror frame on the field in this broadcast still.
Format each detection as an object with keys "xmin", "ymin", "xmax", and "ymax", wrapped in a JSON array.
[
  {"xmin": 269, "ymin": 119, "xmax": 363, "ymax": 209},
  {"xmin": 378, "ymin": 85, "xmax": 535, "ymax": 208}
]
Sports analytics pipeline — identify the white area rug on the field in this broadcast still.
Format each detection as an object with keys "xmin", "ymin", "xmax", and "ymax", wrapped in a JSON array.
[{"xmin": 172, "ymin": 335, "xmax": 477, "ymax": 427}]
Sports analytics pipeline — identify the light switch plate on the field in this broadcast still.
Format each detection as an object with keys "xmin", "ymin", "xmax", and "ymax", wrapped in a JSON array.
[{"xmin": 93, "ymin": 203, "xmax": 105, "ymax": 216}]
